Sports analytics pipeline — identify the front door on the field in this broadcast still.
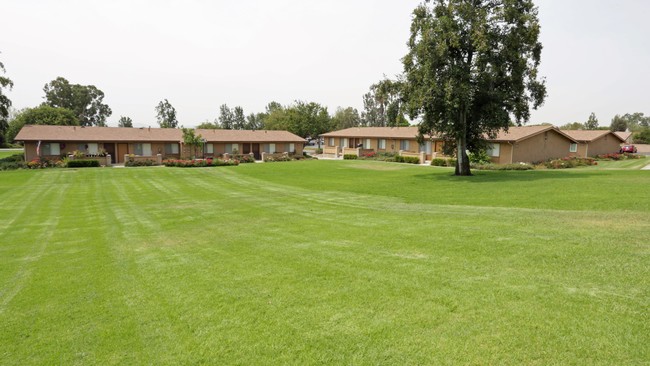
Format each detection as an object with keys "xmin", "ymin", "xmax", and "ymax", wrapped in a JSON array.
[
  {"xmin": 252, "ymin": 143, "xmax": 260, "ymax": 160},
  {"xmin": 243, "ymin": 143, "xmax": 251, "ymax": 155},
  {"xmin": 117, "ymin": 143, "xmax": 128, "ymax": 163}
]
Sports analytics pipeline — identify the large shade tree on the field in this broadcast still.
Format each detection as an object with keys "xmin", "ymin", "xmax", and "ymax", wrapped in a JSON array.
[
  {"xmin": 402, "ymin": 0, "xmax": 547, "ymax": 175},
  {"xmin": 0, "ymin": 54, "xmax": 14, "ymax": 146},
  {"xmin": 155, "ymin": 99, "xmax": 178, "ymax": 128},
  {"xmin": 43, "ymin": 77, "xmax": 112, "ymax": 127}
]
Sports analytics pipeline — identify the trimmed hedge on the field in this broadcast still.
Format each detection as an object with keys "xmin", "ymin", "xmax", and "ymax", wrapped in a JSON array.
[
  {"xmin": 125, "ymin": 159, "xmax": 157, "ymax": 167},
  {"xmin": 343, "ymin": 154, "xmax": 358, "ymax": 160},
  {"xmin": 431, "ymin": 158, "xmax": 457, "ymax": 167},
  {"xmin": 394, "ymin": 155, "xmax": 421, "ymax": 164},
  {"xmin": 67, "ymin": 159, "xmax": 101, "ymax": 168}
]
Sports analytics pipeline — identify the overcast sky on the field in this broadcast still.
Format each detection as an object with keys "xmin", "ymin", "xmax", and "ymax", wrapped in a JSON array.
[{"xmin": 1, "ymin": 0, "xmax": 649, "ymax": 128}]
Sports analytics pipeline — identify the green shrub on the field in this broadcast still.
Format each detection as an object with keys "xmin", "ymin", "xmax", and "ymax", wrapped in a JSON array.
[
  {"xmin": 430, "ymin": 158, "xmax": 447, "ymax": 166},
  {"xmin": 0, "ymin": 153, "xmax": 24, "ymax": 163},
  {"xmin": 545, "ymin": 156, "xmax": 597, "ymax": 169},
  {"xmin": 633, "ymin": 128, "xmax": 650, "ymax": 144},
  {"xmin": 232, "ymin": 154, "xmax": 255, "ymax": 163},
  {"xmin": 0, "ymin": 161, "xmax": 26, "ymax": 170},
  {"xmin": 343, "ymin": 154, "xmax": 358, "ymax": 160},
  {"xmin": 469, "ymin": 150, "xmax": 491, "ymax": 165},
  {"xmin": 67, "ymin": 159, "xmax": 101, "ymax": 168},
  {"xmin": 315, "ymin": 148, "xmax": 323, "ymax": 154},
  {"xmin": 264, "ymin": 155, "xmax": 292, "ymax": 162},
  {"xmin": 394, "ymin": 155, "xmax": 421, "ymax": 164},
  {"xmin": 125, "ymin": 159, "xmax": 157, "ymax": 167}
]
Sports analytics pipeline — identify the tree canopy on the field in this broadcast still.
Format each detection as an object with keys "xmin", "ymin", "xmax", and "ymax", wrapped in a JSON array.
[
  {"xmin": 610, "ymin": 112, "xmax": 650, "ymax": 132},
  {"xmin": 402, "ymin": 0, "xmax": 546, "ymax": 175},
  {"xmin": 0, "ymin": 54, "xmax": 14, "ymax": 146},
  {"xmin": 584, "ymin": 112, "xmax": 599, "ymax": 129},
  {"xmin": 155, "ymin": 99, "xmax": 178, "ymax": 128},
  {"xmin": 43, "ymin": 77, "xmax": 112, "ymax": 127},
  {"xmin": 331, "ymin": 107, "xmax": 361, "ymax": 130},
  {"xmin": 5, "ymin": 105, "xmax": 79, "ymax": 143},
  {"xmin": 117, "ymin": 116, "xmax": 133, "ymax": 127}
]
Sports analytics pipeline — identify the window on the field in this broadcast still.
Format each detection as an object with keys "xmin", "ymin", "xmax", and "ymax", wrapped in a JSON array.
[
  {"xmin": 329, "ymin": 137, "xmax": 334, "ymax": 146},
  {"xmin": 206, "ymin": 144, "xmax": 214, "ymax": 154},
  {"xmin": 378, "ymin": 139, "xmax": 386, "ymax": 149},
  {"xmin": 287, "ymin": 143, "xmax": 295, "ymax": 153},
  {"xmin": 165, "ymin": 143, "xmax": 179, "ymax": 154},
  {"xmin": 43, "ymin": 143, "xmax": 60, "ymax": 156},
  {"xmin": 364, "ymin": 139, "xmax": 371, "ymax": 149},
  {"xmin": 87, "ymin": 143, "xmax": 98, "ymax": 155},
  {"xmin": 135, "ymin": 143, "xmax": 152, "ymax": 156},
  {"xmin": 570, "ymin": 143, "xmax": 577, "ymax": 153},
  {"xmin": 487, "ymin": 143, "xmax": 500, "ymax": 157},
  {"xmin": 342, "ymin": 138, "xmax": 349, "ymax": 148},
  {"xmin": 400, "ymin": 140, "xmax": 410, "ymax": 150},
  {"xmin": 420, "ymin": 141, "xmax": 432, "ymax": 154},
  {"xmin": 226, "ymin": 144, "xmax": 239, "ymax": 154},
  {"xmin": 264, "ymin": 143, "xmax": 276, "ymax": 153}
]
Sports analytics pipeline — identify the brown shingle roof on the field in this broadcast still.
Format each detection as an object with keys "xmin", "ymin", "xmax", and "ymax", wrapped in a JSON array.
[
  {"xmin": 561, "ymin": 130, "xmax": 625, "ymax": 142},
  {"xmin": 614, "ymin": 131, "xmax": 632, "ymax": 142},
  {"xmin": 15, "ymin": 125, "xmax": 305, "ymax": 143},
  {"xmin": 195, "ymin": 129, "xmax": 305, "ymax": 143},
  {"xmin": 15, "ymin": 125, "xmax": 182, "ymax": 142},
  {"xmin": 321, "ymin": 127, "xmax": 425, "ymax": 139},
  {"xmin": 491, "ymin": 125, "xmax": 577, "ymax": 143}
]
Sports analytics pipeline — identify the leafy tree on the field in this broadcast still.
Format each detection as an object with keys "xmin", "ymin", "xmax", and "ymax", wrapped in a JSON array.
[
  {"xmin": 610, "ymin": 112, "xmax": 650, "ymax": 132},
  {"xmin": 609, "ymin": 115, "xmax": 628, "ymax": 132},
  {"xmin": 5, "ymin": 105, "xmax": 79, "ymax": 144},
  {"xmin": 218, "ymin": 104, "xmax": 234, "ymax": 129},
  {"xmin": 633, "ymin": 128, "xmax": 650, "ymax": 144},
  {"xmin": 560, "ymin": 122, "xmax": 585, "ymax": 130},
  {"xmin": 117, "ymin": 116, "xmax": 133, "ymax": 127},
  {"xmin": 264, "ymin": 101, "xmax": 331, "ymax": 139},
  {"xmin": 402, "ymin": 0, "xmax": 546, "ymax": 175},
  {"xmin": 245, "ymin": 113, "xmax": 264, "ymax": 130},
  {"xmin": 182, "ymin": 127, "xmax": 204, "ymax": 158},
  {"xmin": 155, "ymin": 99, "xmax": 178, "ymax": 128},
  {"xmin": 0, "ymin": 54, "xmax": 14, "ymax": 146},
  {"xmin": 233, "ymin": 106, "xmax": 246, "ymax": 130},
  {"xmin": 584, "ymin": 113, "xmax": 599, "ymax": 130},
  {"xmin": 43, "ymin": 77, "xmax": 112, "ymax": 127},
  {"xmin": 361, "ymin": 78, "xmax": 405, "ymax": 127},
  {"xmin": 331, "ymin": 107, "xmax": 361, "ymax": 130},
  {"xmin": 196, "ymin": 121, "xmax": 220, "ymax": 129}
]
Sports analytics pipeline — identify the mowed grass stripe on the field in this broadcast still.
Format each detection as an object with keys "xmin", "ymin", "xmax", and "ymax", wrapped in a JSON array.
[{"xmin": 0, "ymin": 165, "xmax": 647, "ymax": 364}]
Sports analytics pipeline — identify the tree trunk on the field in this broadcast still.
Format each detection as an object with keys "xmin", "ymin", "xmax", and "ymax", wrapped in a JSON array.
[{"xmin": 455, "ymin": 111, "xmax": 472, "ymax": 176}]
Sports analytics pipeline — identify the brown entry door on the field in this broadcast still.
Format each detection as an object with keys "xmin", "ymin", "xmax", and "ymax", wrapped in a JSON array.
[
  {"xmin": 252, "ymin": 144, "xmax": 260, "ymax": 160},
  {"xmin": 243, "ymin": 143, "xmax": 251, "ymax": 155},
  {"xmin": 117, "ymin": 143, "xmax": 128, "ymax": 163}
]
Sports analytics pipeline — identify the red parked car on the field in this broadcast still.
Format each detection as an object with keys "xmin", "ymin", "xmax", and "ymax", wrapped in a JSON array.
[{"xmin": 619, "ymin": 145, "xmax": 638, "ymax": 153}]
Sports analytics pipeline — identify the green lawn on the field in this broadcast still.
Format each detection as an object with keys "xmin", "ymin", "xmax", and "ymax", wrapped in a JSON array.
[
  {"xmin": 0, "ymin": 150, "xmax": 23, "ymax": 160},
  {"xmin": 0, "ymin": 161, "xmax": 648, "ymax": 364}
]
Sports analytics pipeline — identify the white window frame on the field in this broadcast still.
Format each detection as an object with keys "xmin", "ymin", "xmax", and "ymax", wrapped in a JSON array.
[
  {"xmin": 289, "ymin": 143, "xmax": 295, "ymax": 153},
  {"xmin": 378, "ymin": 139, "xmax": 386, "ymax": 149},
  {"xmin": 135, "ymin": 143, "xmax": 152, "ymax": 156},
  {"xmin": 43, "ymin": 143, "xmax": 61, "ymax": 156},
  {"xmin": 487, "ymin": 143, "xmax": 500, "ymax": 157},
  {"xmin": 165, "ymin": 143, "xmax": 179, "ymax": 154},
  {"xmin": 329, "ymin": 137, "xmax": 334, "ymax": 147},
  {"xmin": 87, "ymin": 143, "xmax": 98, "ymax": 155},
  {"xmin": 268, "ymin": 143, "xmax": 275, "ymax": 154},
  {"xmin": 364, "ymin": 139, "xmax": 371, "ymax": 149},
  {"xmin": 400, "ymin": 140, "xmax": 410, "ymax": 151},
  {"xmin": 569, "ymin": 143, "xmax": 577, "ymax": 153},
  {"xmin": 206, "ymin": 143, "xmax": 214, "ymax": 154},
  {"xmin": 342, "ymin": 138, "xmax": 349, "ymax": 148}
]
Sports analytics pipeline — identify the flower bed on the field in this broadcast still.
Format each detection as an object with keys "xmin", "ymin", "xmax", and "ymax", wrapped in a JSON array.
[
  {"xmin": 595, "ymin": 153, "xmax": 643, "ymax": 160},
  {"xmin": 545, "ymin": 156, "xmax": 597, "ymax": 169}
]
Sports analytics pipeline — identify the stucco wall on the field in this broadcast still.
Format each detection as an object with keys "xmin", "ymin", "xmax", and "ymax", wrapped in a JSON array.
[{"xmin": 511, "ymin": 130, "xmax": 573, "ymax": 163}]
